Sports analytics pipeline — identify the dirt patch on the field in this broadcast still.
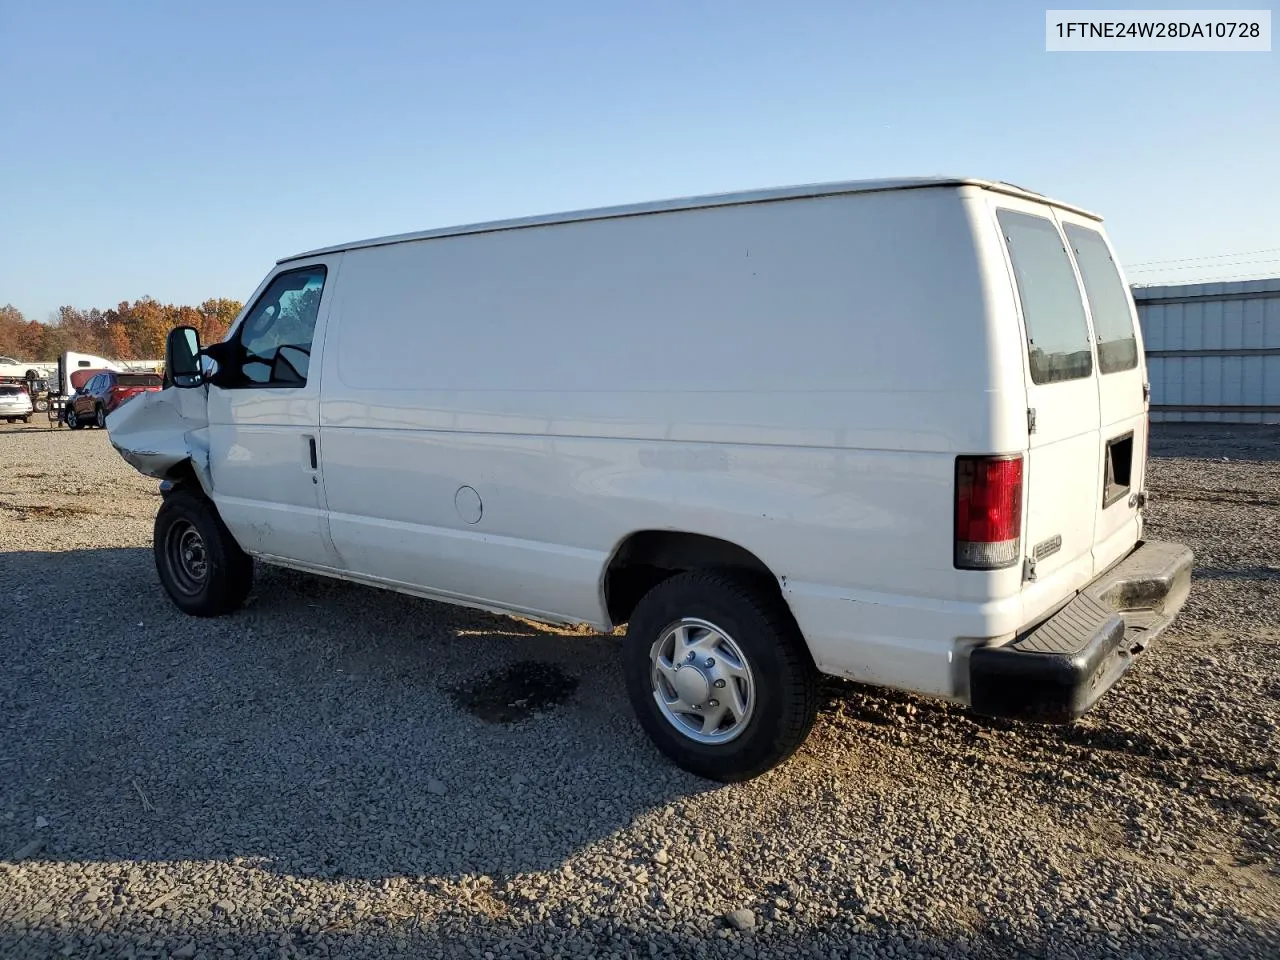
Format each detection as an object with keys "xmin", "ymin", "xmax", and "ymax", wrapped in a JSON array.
[
  {"xmin": 448, "ymin": 660, "xmax": 580, "ymax": 724},
  {"xmin": 0, "ymin": 500, "xmax": 96, "ymax": 520}
]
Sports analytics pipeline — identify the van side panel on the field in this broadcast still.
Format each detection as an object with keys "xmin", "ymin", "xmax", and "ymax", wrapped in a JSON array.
[{"xmin": 318, "ymin": 188, "xmax": 1023, "ymax": 697}]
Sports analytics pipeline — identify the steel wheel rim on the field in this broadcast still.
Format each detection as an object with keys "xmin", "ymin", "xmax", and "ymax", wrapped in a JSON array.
[
  {"xmin": 165, "ymin": 520, "xmax": 208, "ymax": 595},
  {"xmin": 650, "ymin": 616, "xmax": 756, "ymax": 745}
]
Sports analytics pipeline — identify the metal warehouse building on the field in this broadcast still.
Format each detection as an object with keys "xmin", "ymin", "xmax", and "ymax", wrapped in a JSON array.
[{"xmin": 1133, "ymin": 277, "xmax": 1280, "ymax": 424}]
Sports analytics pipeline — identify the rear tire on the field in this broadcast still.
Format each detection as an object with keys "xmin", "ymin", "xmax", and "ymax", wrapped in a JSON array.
[
  {"xmin": 21, "ymin": 416, "xmax": 30, "ymax": 424},
  {"xmin": 153, "ymin": 490, "xmax": 254, "ymax": 617},
  {"xmin": 622, "ymin": 569, "xmax": 819, "ymax": 782}
]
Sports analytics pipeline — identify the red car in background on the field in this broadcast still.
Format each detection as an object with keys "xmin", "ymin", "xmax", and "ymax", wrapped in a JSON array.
[{"xmin": 66, "ymin": 370, "xmax": 164, "ymax": 429}]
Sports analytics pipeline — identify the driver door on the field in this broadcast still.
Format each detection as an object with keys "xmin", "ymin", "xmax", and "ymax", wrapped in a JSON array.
[{"xmin": 206, "ymin": 257, "xmax": 342, "ymax": 568}]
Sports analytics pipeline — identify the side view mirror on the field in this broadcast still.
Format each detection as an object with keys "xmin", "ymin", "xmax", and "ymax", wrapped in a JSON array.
[{"xmin": 165, "ymin": 326, "xmax": 203, "ymax": 389}]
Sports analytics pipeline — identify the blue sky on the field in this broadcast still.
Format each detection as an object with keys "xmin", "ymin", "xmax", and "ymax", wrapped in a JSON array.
[{"xmin": 1, "ymin": 0, "xmax": 1276, "ymax": 320}]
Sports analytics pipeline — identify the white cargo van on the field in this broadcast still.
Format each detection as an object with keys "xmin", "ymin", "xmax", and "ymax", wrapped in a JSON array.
[{"xmin": 110, "ymin": 176, "xmax": 1192, "ymax": 781}]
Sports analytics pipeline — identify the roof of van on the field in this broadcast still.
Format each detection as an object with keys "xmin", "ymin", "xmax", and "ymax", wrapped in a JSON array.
[{"xmin": 278, "ymin": 176, "xmax": 1101, "ymax": 263}]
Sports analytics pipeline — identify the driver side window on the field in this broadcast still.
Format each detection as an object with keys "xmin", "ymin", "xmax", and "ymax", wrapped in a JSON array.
[{"xmin": 230, "ymin": 265, "xmax": 328, "ymax": 387}]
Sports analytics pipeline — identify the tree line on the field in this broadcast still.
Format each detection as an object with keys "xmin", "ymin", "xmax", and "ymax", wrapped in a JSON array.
[{"xmin": 0, "ymin": 298, "xmax": 242, "ymax": 362}]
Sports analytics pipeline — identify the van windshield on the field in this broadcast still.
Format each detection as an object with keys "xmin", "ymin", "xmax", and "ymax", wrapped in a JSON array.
[
  {"xmin": 997, "ymin": 209, "xmax": 1094, "ymax": 385},
  {"xmin": 1064, "ymin": 224, "xmax": 1139, "ymax": 374}
]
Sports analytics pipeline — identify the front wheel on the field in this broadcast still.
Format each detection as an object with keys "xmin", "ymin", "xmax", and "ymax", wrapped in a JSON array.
[
  {"xmin": 66, "ymin": 407, "xmax": 81, "ymax": 430},
  {"xmin": 153, "ymin": 490, "xmax": 254, "ymax": 617},
  {"xmin": 622, "ymin": 569, "xmax": 819, "ymax": 782},
  {"xmin": 95, "ymin": 404, "xmax": 107, "ymax": 428}
]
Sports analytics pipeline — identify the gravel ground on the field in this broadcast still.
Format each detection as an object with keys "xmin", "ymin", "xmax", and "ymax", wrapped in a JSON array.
[{"xmin": 0, "ymin": 420, "xmax": 1277, "ymax": 960}]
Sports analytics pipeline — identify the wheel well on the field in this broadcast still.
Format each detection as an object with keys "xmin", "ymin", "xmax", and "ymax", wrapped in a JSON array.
[
  {"xmin": 603, "ymin": 530, "xmax": 776, "ymax": 625},
  {"xmin": 162, "ymin": 459, "xmax": 202, "ymax": 490}
]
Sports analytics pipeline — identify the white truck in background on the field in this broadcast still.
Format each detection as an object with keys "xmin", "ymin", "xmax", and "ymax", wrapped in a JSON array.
[{"xmin": 54, "ymin": 352, "xmax": 123, "ymax": 398}]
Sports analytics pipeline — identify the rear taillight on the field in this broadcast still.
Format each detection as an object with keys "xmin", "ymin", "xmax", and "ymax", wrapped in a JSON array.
[{"xmin": 954, "ymin": 455, "xmax": 1023, "ymax": 570}]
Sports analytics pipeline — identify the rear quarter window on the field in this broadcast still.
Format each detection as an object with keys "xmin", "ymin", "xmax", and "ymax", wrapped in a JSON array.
[
  {"xmin": 118, "ymin": 374, "xmax": 163, "ymax": 387},
  {"xmin": 997, "ymin": 209, "xmax": 1094, "ymax": 385},
  {"xmin": 1063, "ymin": 224, "xmax": 1139, "ymax": 374}
]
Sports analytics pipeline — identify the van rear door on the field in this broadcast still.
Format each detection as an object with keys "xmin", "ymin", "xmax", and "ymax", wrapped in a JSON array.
[
  {"xmin": 1056, "ymin": 213, "xmax": 1147, "ymax": 573},
  {"xmin": 990, "ymin": 197, "xmax": 1102, "ymax": 609}
]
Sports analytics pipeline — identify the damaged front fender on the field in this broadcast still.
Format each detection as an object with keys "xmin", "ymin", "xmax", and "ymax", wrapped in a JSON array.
[{"xmin": 107, "ymin": 387, "xmax": 214, "ymax": 497}]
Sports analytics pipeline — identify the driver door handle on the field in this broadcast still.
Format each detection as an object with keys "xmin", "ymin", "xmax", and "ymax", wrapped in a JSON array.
[{"xmin": 304, "ymin": 435, "xmax": 318, "ymax": 470}]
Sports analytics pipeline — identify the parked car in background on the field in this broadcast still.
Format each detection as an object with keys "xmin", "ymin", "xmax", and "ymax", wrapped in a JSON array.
[
  {"xmin": 66, "ymin": 370, "xmax": 163, "ymax": 429},
  {"xmin": 0, "ymin": 383, "xmax": 34, "ymax": 423},
  {"xmin": 63, "ymin": 370, "xmax": 108, "ymax": 429}
]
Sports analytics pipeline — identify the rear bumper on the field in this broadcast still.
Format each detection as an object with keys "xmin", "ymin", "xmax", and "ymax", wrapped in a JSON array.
[{"xmin": 968, "ymin": 540, "xmax": 1193, "ymax": 724}]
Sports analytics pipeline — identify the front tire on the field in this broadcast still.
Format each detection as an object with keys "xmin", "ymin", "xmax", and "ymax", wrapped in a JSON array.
[
  {"xmin": 66, "ymin": 407, "xmax": 81, "ymax": 430},
  {"xmin": 95, "ymin": 404, "xmax": 107, "ymax": 428},
  {"xmin": 153, "ymin": 490, "xmax": 254, "ymax": 617},
  {"xmin": 622, "ymin": 569, "xmax": 819, "ymax": 782}
]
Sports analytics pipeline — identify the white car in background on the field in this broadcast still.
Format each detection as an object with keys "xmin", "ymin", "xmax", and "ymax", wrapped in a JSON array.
[
  {"xmin": 0, "ymin": 356, "xmax": 54, "ymax": 380},
  {"xmin": 0, "ymin": 383, "xmax": 34, "ymax": 423}
]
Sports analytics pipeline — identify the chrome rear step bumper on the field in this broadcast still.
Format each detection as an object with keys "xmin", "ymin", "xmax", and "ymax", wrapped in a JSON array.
[{"xmin": 969, "ymin": 540, "xmax": 1194, "ymax": 723}]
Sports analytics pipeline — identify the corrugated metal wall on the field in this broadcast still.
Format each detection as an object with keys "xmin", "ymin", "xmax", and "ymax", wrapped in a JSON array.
[{"xmin": 1132, "ymin": 277, "xmax": 1280, "ymax": 424}]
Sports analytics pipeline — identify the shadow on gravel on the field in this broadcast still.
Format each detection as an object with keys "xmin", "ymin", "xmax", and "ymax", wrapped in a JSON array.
[
  {"xmin": 0, "ymin": 548, "xmax": 724, "ymax": 883},
  {"xmin": 4, "ymin": 546, "xmax": 1280, "ymax": 957},
  {"xmin": 2, "ymin": 911, "xmax": 1278, "ymax": 960}
]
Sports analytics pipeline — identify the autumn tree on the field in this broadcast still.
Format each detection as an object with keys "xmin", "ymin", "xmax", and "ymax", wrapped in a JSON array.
[
  {"xmin": 0, "ymin": 305, "xmax": 28, "ymax": 357},
  {"xmin": 3, "ymin": 294, "xmax": 244, "ymax": 362},
  {"xmin": 197, "ymin": 298, "xmax": 242, "ymax": 344},
  {"xmin": 106, "ymin": 320, "xmax": 132, "ymax": 360}
]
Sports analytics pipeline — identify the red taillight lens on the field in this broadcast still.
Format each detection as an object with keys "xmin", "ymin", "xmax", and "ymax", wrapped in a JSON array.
[{"xmin": 954, "ymin": 455, "xmax": 1023, "ymax": 570}]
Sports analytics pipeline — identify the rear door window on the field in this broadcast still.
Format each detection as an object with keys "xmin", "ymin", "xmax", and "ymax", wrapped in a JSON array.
[
  {"xmin": 1063, "ymin": 224, "xmax": 1139, "ymax": 374},
  {"xmin": 997, "ymin": 210, "xmax": 1094, "ymax": 385},
  {"xmin": 118, "ymin": 373, "xmax": 163, "ymax": 387}
]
